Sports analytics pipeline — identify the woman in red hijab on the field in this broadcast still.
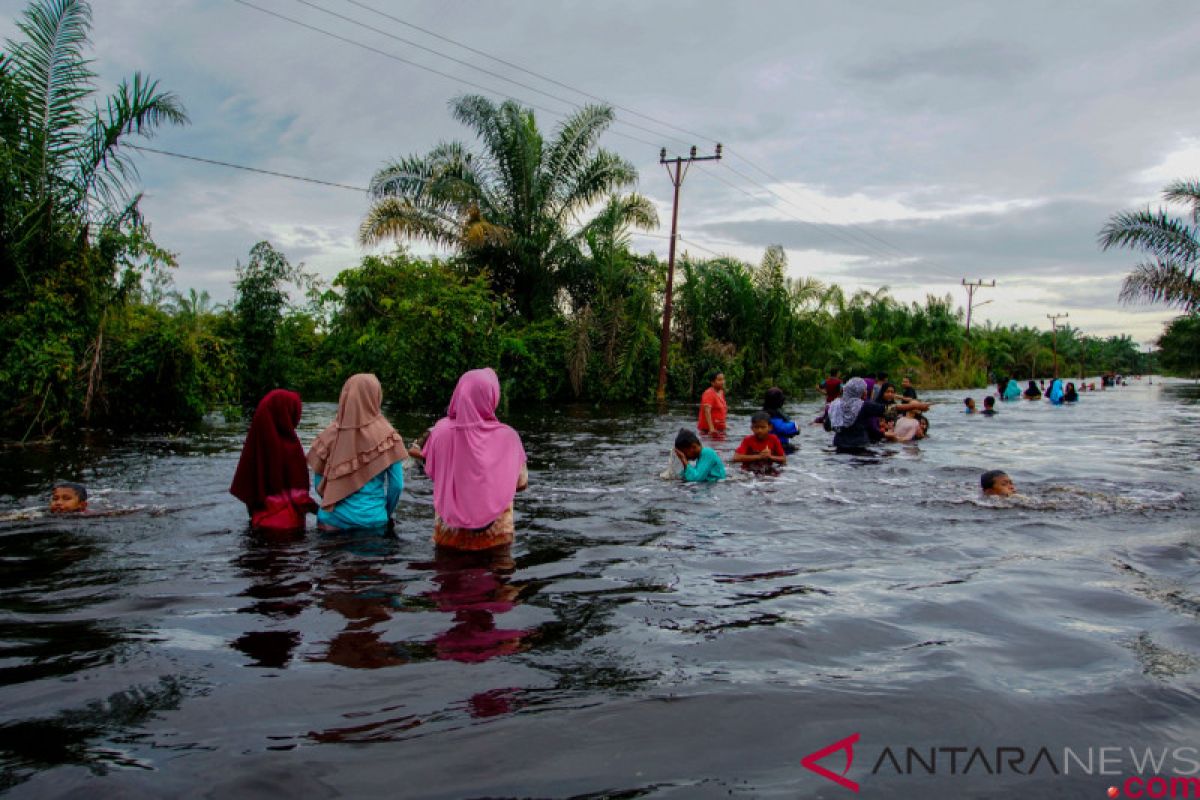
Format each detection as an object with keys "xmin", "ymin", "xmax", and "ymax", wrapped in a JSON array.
[{"xmin": 230, "ymin": 389, "xmax": 317, "ymax": 531}]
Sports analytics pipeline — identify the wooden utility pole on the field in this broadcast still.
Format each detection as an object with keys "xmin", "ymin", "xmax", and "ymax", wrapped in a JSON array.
[
  {"xmin": 1047, "ymin": 312, "xmax": 1068, "ymax": 378},
  {"xmin": 961, "ymin": 279, "xmax": 995, "ymax": 336},
  {"xmin": 656, "ymin": 144, "xmax": 722, "ymax": 403}
]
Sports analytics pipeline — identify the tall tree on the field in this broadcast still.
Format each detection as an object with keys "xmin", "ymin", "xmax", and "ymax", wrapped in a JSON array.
[
  {"xmin": 1100, "ymin": 179, "xmax": 1200, "ymax": 313},
  {"xmin": 0, "ymin": 0, "xmax": 187, "ymax": 435},
  {"xmin": 360, "ymin": 95, "xmax": 641, "ymax": 320}
]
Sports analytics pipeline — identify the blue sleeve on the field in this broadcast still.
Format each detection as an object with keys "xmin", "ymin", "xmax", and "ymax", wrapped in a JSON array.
[
  {"xmin": 771, "ymin": 418, "xmax": 799, "ymax": 437},
  {"xmin": 385, "ymin": 461, "xmax": 405, "ymax": 515}
]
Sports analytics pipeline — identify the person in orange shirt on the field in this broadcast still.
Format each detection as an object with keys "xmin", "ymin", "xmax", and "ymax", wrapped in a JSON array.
[{"xmin": 698, "ymin": 371, "xmax": 727, "ymax": 435}]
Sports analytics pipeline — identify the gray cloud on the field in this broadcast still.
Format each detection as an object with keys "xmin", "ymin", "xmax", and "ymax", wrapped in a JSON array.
[
  {"xmin": 1, "ymin": 0, "xmax": 1197, "ymax": 340},
  {"xmin": 845, "ymin": 41, "xmax": 1033, "ymax": 83}
]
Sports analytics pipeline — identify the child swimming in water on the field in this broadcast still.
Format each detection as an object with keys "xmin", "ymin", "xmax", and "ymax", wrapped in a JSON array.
[
  {"xmin": 49, "ymin": 482, "xmax": 88, "ymax": 514},
  {"xmin": 981, "ymin": 396, "xmax": 997, "ymax": 416},
  {"xmin": 674, "ymin": 428, "xmax": 726, "ymax": 482},
  {"xmin": 733, "ymin": 412, "xmax": 787, "ymax": 470},
  {"xmin": 963, "ymin": 397, "xmax": 977, "ymax": 414},
  {"xmin": 981, "ymin": 470, "xmax": 1016, "ymax": 497}
]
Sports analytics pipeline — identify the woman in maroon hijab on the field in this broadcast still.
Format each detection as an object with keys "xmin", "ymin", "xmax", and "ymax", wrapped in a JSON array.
[{"xmin": 230, "ymin": 389, "xmax": 317, "ymax": 531}]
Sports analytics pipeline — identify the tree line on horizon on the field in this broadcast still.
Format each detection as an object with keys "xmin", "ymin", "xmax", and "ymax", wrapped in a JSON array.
[{"xmin": 0, "ymin": 0, "xmax": 1190, "ymax": 439}]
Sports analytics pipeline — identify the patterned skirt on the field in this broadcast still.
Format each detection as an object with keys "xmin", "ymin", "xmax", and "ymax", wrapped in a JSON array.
[{"xmin": 433, "ymin": 505, "xmax": 515, "ymax": 551}]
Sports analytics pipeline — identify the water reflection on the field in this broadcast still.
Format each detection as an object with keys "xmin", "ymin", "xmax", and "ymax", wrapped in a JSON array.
[
  {"xmin": 414, "ymin": 546, "xmax": 532, "ymax": 664},
  {"xmin": 232, "ymin": 529, "xmax": 311, "ymax": 668}
]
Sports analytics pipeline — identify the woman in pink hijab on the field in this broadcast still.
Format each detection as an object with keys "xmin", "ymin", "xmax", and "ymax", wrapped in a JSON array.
[{"xmin": 421, "ymin": 368, "xmax": 527, "ymax": 550}]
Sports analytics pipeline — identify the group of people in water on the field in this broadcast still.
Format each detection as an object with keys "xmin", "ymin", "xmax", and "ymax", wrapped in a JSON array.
[
  {"xmin": 675, "ymin": 369, "xmax": 935, "ymax": 482},
  {"xmin": 40, "ymin": 363, "xmax": 1125, "ymax": 538},
  {"xmin": 226, "ymin": 368, "xmax": 526, "ymax": 545},
  {"xmin": 670, "ymin": 367, "xmax": 1105, "ymax": 499}
]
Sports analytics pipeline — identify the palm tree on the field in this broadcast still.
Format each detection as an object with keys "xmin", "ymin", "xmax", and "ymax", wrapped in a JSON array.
[
  {"xmin": 0, "ymin": 0, "xmax": 187, "ymax": 431},
  {"xmin": 1100, "ymin": 179, "xmax": 1200, "ymax": 313},
  {"xmin": 360, "ymin": 95, "xmax": 640, "ymax": 319}
]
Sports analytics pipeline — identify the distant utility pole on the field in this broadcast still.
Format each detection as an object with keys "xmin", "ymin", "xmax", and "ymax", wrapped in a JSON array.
[
  {"xmin": 1046, "ymin": 312, "xmax": 1069, "ymax": 378},
  {"xmin": 961, "ymin": 279, "xmax": 996, "ymax": 336},
  {"xmin": 656, "ymin": 143, "xmax": 722, "ymax": 403}
]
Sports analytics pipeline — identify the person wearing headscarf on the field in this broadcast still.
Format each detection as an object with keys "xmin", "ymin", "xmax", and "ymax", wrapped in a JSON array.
[
  {"xmin": 829, "ymin": 377, "xmax": 928, "ymax": 452},
  {"xmin": 1064, "ymin": 382, "xmax": 1079, "ymax": 403},
  {"xmin": 1003, "ymin": 379, "xmax": 1021, "ymax": 400},
  {"xmin": 1047, "ymin": 379, "xmax": 1065, "ymax": 405},
  {"xmin": 762, "ymin": 387, "xmax": 800, "ymax": 453},
  {"xmin": 424, "ymin": 368, "xmax": 527, "ymax": 551},
  {"xmin": 307, "ymin": 374, "xmax": 408, "ymax": 530},
  {"xmin": 231, "ymin": 389, "xmax": 317, "ymax": 531},
  {"xmin": 1023, "ymin": 380, "xmax": 1042, "ymax": 400},
  {"xmin": 830, "ymin": 379, "xmax": 931, "ymax": 453}
]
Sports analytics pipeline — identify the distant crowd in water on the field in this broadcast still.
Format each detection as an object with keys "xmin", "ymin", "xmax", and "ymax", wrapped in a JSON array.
[{"xmin": 671, "ymin": 368, "xmax": 1141, "ymax": 499}]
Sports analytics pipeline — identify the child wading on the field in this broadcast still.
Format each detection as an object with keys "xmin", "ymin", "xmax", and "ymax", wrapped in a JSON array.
[
  {"xmin": 674, "ymin": 428, "xmax": 726, "ymax": 482},
  {"xmin": 733, "ymin": 412, "xmax": 787, "ymax": 472},
  {"xmin": 49, "ymin": 482, "xmax": 88, "ymax": 514}
]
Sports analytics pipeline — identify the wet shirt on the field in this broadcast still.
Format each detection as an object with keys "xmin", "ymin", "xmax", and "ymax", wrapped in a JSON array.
[
  {"xmin": 767, "ymin": 411, "xmax": 799, "ymax": 452},
  {"xmin": 680, "ymin": 446, "xmax": 726, "ymax": 482},
  {"xmin": 698, "ymin": 388, "xmax": 727, "ymax": 432},
  {"xmin": 313, "ymin": 461, "xmax": 405, "ymax": 529},
  {"xmin": 735, "ymin": 434, "xmax": 785, "ymax": 458},
  {"xmin": 832, "ymin": 400, "xmax": 886, "ymax": 450}
]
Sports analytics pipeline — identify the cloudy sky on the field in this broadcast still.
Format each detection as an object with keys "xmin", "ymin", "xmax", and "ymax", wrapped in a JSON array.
[{"xmin": 4, "ymin": 0, "xmax": 1199, "ymax": 343}]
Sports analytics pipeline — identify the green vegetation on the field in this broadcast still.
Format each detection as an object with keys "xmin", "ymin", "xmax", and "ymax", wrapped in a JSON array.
[{"xmin": 0, "ymin": 0, "xmax": 1164, "ymax": 439}]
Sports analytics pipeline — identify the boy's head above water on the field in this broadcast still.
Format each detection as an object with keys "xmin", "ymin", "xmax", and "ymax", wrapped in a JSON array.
[
  {"xmin": 750, "ymin": 411, "xmax": 772, "ymax": 438},
  {"xmin": 50, "ymin": 482, "xmax": 88, "ymax": 513},
  {"xmin": 674, "ymin": 428, "xmax": 702, "ymax": 460},
  {"xmin": 980, "ymin": 470, "xmax": 1015, "ymax": 497},
  {"xmin": 964, "ymin": 397, "xmax": 977, "ymax": 411}
]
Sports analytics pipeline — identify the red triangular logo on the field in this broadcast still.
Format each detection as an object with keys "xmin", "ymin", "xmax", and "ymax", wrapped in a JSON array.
[{"xmin": 801, "ymin": 733, "xmax": 860, "ymax": 792}]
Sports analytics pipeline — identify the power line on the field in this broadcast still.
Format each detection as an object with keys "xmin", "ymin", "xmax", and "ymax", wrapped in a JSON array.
[
  {"xmin": 127, "ymin": 144, "xmax": 367, "ymax": 192},
  {"xmin": 342, "ymin": 0, "xmax": 717, "ymax": 147},
  {"xmin": 290, "ymin": 0, "xmax": 695, "ymax": 149},
  {"xmin": 231, "ymin": 0, "xmax": 664, "ymax": 151}
]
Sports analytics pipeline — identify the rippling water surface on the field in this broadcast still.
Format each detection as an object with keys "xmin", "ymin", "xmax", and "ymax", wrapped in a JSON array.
[{"xmin": 1, "ymin": 379, "xmax": 1197, "ymax": 798}]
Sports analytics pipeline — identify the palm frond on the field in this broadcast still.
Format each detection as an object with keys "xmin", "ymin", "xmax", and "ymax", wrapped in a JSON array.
[
  {"xmin": 77, "ymin": 71, "xmax": 187, "ymax": 208},
  {"xmin": 1163, "ymin": 178, "xmax": 1200, "ymax": 223},
  {"xmin": 542, "ymin": 104, "xmax": 615, "ymax": 200},
  {"xmin": 554, "ymin": 149, "xmax": 636, "ymax": 222},
  {"xmin": 358, "ymin": 196, "xmax": 461, "ymax": 248},
  {"xmin": 8, "ymin": 0, "xmax": 94, "ymax": 193},
  {"xmin": 1099, "ymin": 208, "xmax": 1200, "ymax": 264},
  {"xmin": 1118, "ymin": 259, "xmax": 1200, "ymax": 312}
]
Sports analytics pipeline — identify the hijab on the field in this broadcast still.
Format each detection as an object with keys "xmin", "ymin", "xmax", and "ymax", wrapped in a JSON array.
[
  {"xmin": 1003, "ymin": 379, "xmax": 1021, "ymax": 400},
  {"xmin": 230, "ymin": 389, "xmax": 309, "ymax": 511},
  {"xmin": 874, "ymin": 382, "xmax": 896, "ymax": 406},
  {"xmin": 829, "ymin": 377, "xmax": 867, "ymax": 430},
  {"xmin": 1064, "ymin": 382, "xmax": 1079, "ymax": 402},
  {"xmin": 307, "ymin": 374, "xmax": 407, "ymax": 510},
  {"xmin": 1025, "ymin": 380, "xmax": 1041, "ymax": 397},
  {"xmin": 1048, "ymin": 379, "xmax": 1064, "ymax": 404},
  {"xmin": 424, "ymin": 368, "xmax": 526, "ymax": 530}
]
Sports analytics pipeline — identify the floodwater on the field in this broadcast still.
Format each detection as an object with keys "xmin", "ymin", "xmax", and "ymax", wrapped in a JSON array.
[{"xmin": 1, "ymin": 379, "xmax": 1197, "ymax": 798}]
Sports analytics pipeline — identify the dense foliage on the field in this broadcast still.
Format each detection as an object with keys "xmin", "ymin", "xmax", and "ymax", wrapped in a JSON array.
[{"xmin": 0, "ymin": 0, "xmax": 188, "ymax": 437}]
